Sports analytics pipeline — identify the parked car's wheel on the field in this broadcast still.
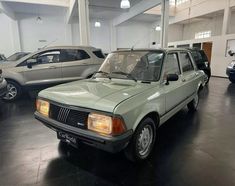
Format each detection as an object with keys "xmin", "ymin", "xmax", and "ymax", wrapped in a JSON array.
[
  {"xmin": 229, "ymin": 76, "xmax": 235, "ymax": 83},
  {"xmin": 3, "ymin": 80, "xmax": 22, "ymax": 101},
  {"xmin": 124, "ymin": 117, "xmax": 156, "ymax": 162},
  {"xmin": 187, "ymin": 92, "xmax": 199, "ymax": 111}
]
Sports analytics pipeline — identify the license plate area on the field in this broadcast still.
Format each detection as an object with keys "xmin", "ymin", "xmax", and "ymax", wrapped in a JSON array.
[{"xmin": 57, "ymin": 131, "xmax": 78, "ymax": 147}]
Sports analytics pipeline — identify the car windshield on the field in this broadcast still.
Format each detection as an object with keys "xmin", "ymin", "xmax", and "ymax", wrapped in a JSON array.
[
  {"xmin": 7, "ymin": 53, "xmax": 28, "ymax": 61},
  {"xmin": 95, "ymin": 51, "xmax": 164, "ymax": 82}
]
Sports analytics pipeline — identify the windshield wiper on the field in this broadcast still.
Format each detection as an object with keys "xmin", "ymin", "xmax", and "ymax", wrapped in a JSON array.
[
  {"xmin": 92, "ymin": 71, "xmax": 111, "ymax": 79},
  {"xmin": 111, "ymin": 71, "xmax": 137, "ymax": 82}
]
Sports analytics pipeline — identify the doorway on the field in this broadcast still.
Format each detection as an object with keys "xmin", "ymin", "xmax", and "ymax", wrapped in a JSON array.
[{"xmin": 202, "ymin": 42, "xmax": 213, "ymax": 63}]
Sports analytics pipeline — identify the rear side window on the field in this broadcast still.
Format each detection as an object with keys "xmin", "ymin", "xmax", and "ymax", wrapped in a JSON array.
[
  {"xmin": 180, "ymin": 52, "xmax": 194, "ymax": 72},
  {"xmin": 164, "ymin": 53, "xmax": 181, "ymax": 75},
  {"xmin": 93, "ymin": 50, "xmax": 105, "ymax": 59},
  {"xmin": 60, "ymin": 49, "xmax": 90, "ymax": 62}
]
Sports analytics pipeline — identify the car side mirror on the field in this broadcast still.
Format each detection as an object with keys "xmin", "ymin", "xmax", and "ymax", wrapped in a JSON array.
[
  {"xmin": 166, "ymin": 74, "xmax": 179, "ymax": 85},
  {"xmin": 27, "ymin": 59, "xmax": 37, "ymax": 69}
]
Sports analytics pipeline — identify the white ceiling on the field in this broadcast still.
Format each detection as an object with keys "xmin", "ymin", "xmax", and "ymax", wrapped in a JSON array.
[{"xmin": 3, "ymin": 0, "xmax": 161, "ymax": 23}]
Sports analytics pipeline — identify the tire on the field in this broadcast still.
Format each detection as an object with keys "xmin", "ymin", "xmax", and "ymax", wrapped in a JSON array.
[
  {"xmin": 187, "ymin": 91, "xmax": 199, "ymax": 111},
  {"xmin": 229, "ymin": 76, "xmax": 235, "ymax": 83},
  {"xmin": 124, "ymin": 117, "xmax": 156, "ymax": 162},
  {"xmin": 3, "ymin": 80, "xmax": 22, "ymax": 101}
]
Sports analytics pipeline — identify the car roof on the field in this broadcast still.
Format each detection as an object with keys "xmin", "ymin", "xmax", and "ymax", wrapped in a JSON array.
[
  {"xmin": 45, "ymin": 46, "xmax": 99, "ymax": 50},
  {"xmin": 113, "ymin": 48, "xmax": 190, "ymax": 53}
]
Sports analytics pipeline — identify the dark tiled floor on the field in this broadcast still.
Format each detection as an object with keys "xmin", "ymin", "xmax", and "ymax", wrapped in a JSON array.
[{"xmin": 0, "ymin": 77, "xmax": 235, "ymax": 186}]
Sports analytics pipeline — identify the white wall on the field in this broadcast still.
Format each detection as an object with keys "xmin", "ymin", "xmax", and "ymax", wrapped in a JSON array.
[
  {"xmin": 0, "ymin": 13, "xmax": 16, "ymax": 57},
  {"xmin": 182, "ymin": 15, "xmax": 223, "ymax": 40},
  {"xmin": 90, "ymin": 20, "xmax": 111, "ymax": 53},
  {"xmin": 168, "ymin": 24, "xmax": 184, "ymax": 42},
  {"xmin": 71, "ymin": 19, "xmax": 111, "ymax": 53},
  {"xmin": 229, "ymin": 11, "xmax": 235, "ymax": 34},
  {"xmin": 17, "ymin": 12, "xmax": 72, "ymax": 52},
  {"xmin": 116, "ymin": 21, "xmax": 152, "ymax": 49}
]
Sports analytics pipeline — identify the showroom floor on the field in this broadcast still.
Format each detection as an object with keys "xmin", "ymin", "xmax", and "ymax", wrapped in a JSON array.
[{"xmin": 0, "ymin": 77, "xmax": 235, "ymax": 186}]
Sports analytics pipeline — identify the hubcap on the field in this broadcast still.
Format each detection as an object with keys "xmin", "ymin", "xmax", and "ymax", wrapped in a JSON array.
[
  {"xmin": 193, "ymin": 94, "xmax": 199, "ymax": 108},
  {"xmin": 137, "ymin": 125, "xmax": 153, "ymax": 156},
  {"xmin": 4, "ymin": 83, "xmax": 18, "ymax": 100}
]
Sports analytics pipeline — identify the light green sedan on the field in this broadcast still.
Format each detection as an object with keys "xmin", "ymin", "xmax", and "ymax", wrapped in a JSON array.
[{"xmin": 35, "ymin": 48, "xmax": 205, "ymax": 161}]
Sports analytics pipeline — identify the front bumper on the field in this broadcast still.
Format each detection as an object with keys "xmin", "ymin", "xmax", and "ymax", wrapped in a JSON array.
[
  {"xmin": 0, "ymin": 79, "xmax": 7, "ymax": 98},
  {"xmin": 35, "ymin": 112, "xmax": 133, "ymax": 153},
  {"xmin": 226, "ymin": 67, "xmax": 235, "ymax": 78}
]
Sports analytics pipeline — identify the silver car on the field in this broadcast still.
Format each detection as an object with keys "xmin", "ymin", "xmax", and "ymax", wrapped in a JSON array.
[
  {"xmin": 35, "ymin": 48, "xmax": 205, "ymax": 161},
  {"xmin": 0, "ymin": 69, "xmax": 7, "ymax": 98},
  {"xmin": 0, "ymin": 46, "xmax": 105, "ymax": 101}
]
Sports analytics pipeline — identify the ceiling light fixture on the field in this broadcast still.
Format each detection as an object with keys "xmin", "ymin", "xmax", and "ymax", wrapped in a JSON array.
[
  {"xmin": 95, "ymin": 21, "xmax": 101, "ymax": 27},
  {"xmin": 120, "ymin": 0, "xmax": 130, "ymax": 9},
  {"xmin": 155, "ymin": 25, "xmax": 161, "ymax": 31}
]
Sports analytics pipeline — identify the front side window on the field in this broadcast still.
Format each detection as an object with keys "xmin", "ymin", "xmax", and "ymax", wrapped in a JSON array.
[
  {"xmin": 96, "ymin": 51, "xmax": 164, "ymax": 82},
  {"xmin": 180, "ymin": 52, "xmax": 194, "ymax": 72},
  {"xmin": 36, "ymin": 51, "xmax": 60, "ymax": 64},
  {"xmin": 164, "ymin": 53, "xmax": 181, "ymax": 76},
  {"xmin": 60, "ymin": 49, "xmax": 90, "ymax": 62}
]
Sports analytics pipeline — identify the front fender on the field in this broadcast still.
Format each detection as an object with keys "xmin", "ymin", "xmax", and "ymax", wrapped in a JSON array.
[
  {"xmin": 114, "ymin": 85, "xmax": 165, "ymax": 131},
  {"xmin": 2, "ymin": 69, "xmax": 24, "ymax": 85}
]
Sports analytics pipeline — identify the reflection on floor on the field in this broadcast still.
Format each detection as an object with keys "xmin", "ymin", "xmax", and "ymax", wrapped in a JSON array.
[{"xmin": 0, "ymin": 77, "xmax": 235, "ymax": 186}]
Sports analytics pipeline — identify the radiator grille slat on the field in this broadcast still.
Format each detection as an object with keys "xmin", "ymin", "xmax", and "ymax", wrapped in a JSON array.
[{"xmin": 49, "ymin": 104, "xmax": 89, "ymax": 129}]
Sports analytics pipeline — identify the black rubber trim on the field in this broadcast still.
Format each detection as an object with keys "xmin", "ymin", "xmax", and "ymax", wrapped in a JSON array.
[{"xmin": 35, "ymin": 112, "xmax": 133, "ymax": 152}]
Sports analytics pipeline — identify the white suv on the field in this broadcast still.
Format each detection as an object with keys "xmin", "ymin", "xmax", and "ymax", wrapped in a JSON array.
[{"xmin": 0, "ymin": 46, "xmax": 105, "ymax": 101}]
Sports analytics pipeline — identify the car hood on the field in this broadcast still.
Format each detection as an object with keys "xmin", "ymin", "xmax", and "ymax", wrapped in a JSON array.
[
  {"xmin": 0, "ymin": 61, "xmax": 18, "ymax": 69},
  {"xmin": 39, "ymin": 79, "xmax": 154, "ymax": 113}
]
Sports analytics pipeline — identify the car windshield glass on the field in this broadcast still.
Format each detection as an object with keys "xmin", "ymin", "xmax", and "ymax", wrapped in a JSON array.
[
  {"xmin": 7, "ymin": 53, "xmax": 28, "ymax": 61},
  {"xmin": 94, "ymin": 51, "xmax": 164, "ymax": 82}
]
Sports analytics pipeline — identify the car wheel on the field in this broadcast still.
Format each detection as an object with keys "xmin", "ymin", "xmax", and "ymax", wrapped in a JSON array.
[
  {"xmin": 187, "ymin": 92, "xmax": 199, "ymax": 111},
  {"xmin": 3, "ymin": 80, "xmax": 22, "ymax": 101},
  {"xmin": 124, "ymin": 117, "xmax": 156, "ymax": 162},
  {"xmin": 229, "ymin": 76, "xmax": 235, "ymax": 83}
]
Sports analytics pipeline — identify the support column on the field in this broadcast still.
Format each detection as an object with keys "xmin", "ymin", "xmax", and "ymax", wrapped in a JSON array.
[
  {"xmin": 11, "ymin": 19, "xmax": 21, "ymax": 52},
  {"xmin": 78, "ymin": 0, "xmax": 90, "ymax": 45},
  {"xmin": 160, "ymin": 0, "xmax": 169, "ymax": 48},
  {"xmin": 110, "ymin": 21, "xmax": 117, "ymax": 52},
  {"xmin": 222, "ymin": 0, "xmax": 231, "ymax": 35}
]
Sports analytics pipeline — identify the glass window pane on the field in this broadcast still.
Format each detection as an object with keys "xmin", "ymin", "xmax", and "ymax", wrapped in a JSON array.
[{"xmin": 180, "ymin": 52, "xmax": 194, "ymax": 72}]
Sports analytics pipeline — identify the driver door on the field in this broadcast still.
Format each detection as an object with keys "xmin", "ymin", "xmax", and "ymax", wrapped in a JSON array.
[
  {"xmin": 163, "ymin": 52, "xmax": 185, "ymax": 112},
  {"xmin": 22, "ymin": 50, "xmax": 62, "ymax": 86}
]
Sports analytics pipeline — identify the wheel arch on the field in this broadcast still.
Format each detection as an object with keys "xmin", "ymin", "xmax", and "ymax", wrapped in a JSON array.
[
  {"xmin": 5, "ymin": 78, "xmax": 22, "ymax": 86},
  {"xmin": 133, "ymin": 111, "xmax": 160, "ymax": 132}
]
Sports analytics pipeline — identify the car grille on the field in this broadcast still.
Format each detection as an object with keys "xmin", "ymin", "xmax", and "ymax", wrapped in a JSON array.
[{"xmin": 49, "ymin": 104, "xmax": 89, "ymax": 129}]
